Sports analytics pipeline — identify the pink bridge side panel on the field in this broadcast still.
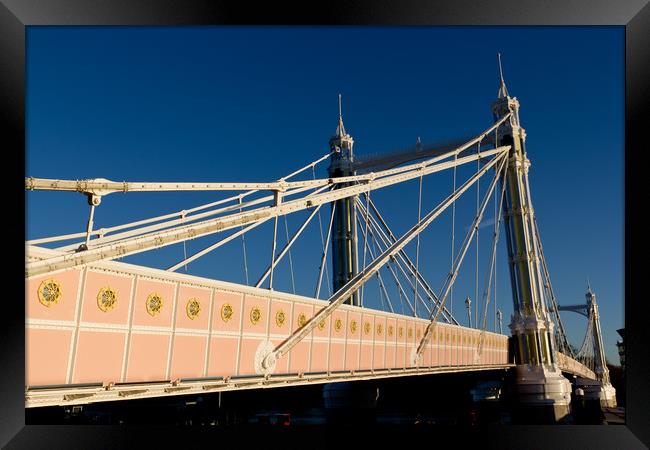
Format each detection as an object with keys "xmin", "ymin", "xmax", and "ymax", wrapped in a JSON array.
[
  {"xmin": 131, "ymin": 278, "xmax": 175, "ymax": 328},
  {"xmin": 395, "ymin": 346, "xmax": 405, "ymax": 369},
  {"xmin": 329, "ymin": 343, "xmax": 345, "ymax": 372},
  {"xmin": 207, "ymin": 336, "xmax": 239, "ymax": 377},
  {"xmin": 72, "ymin": 330, "xmax": 125, "ymax": 384},
  {"xmin": 330, "ymin": 311, "xmax": 347, "ymax": 340},
  {"xmin": 175, "ymin": 285, "xmax": 211, "ymax": 331},
  {"xmin": 126, "ymin": 333, "xmax": 170, "ymax": 382},
  {"xmin": 311, "ymin": 341, "xmax": 329, "ymax": 373},
  {"xmin": 212, "ymin": 291, "xmax": 243, "ymax": 333},
  {"xmin": 385, "ymin": 345, "xmax": 395, "ymax": 369},
  {"xmin": 26, "ymin": 327, "xmax": 72, "ymax": 386},
  {"xmin": 169, "ymin": 335, "xmax": 207, "ymax": 380},
  {"xmin": 345, "ymin": 342, "xmax": 360, "ymax": 371},
  {"xmin": 360, "ymin": 343, "xmax": 373, "ymax": 370},
  {"xmin": 81, "ymin": 271, "xmax": 132, "ymax": 325},
  {"xmin": 242, "ymin": 296, "xmax": 269, "ymax": 334},
  {"xmin": 289, "ymin": 340, "xmax": 311, "ymax": 374},
  {"xmin": 26, "ymin": 269, "xmax": 81, "ymax": 322},
  {"xmin": 373, "ymin": 342, "xmax": 385, "ymax": 370},
  {"xmin": 238, "ymin": 337, "xmax": 264, "ymax": 376},
  {"xmin": 269, "ymin": 300, "xmax": 292, "ymax": 336}
]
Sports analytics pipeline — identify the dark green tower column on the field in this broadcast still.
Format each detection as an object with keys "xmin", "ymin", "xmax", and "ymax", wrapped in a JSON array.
[{"xmin": 328, "ymin": 95, "xmax": 359, "ymax": 306}]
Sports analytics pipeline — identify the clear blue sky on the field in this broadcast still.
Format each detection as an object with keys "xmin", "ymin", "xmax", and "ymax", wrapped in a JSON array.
[{"xmin": 26, "ymin": 26, "xmax": 624, "ymax": 363}]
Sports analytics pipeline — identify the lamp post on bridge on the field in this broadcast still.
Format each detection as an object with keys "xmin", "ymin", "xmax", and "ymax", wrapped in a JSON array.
[
  {"xmin": 497, "ymin": 308, "xmax": 503, "ymax": 334},
  {"xmin": 492, "ymin": 54, "xmax": 573, "ymax": 423},
  {"xmin": 465, "ymin": 296, "xmax": 472, "ymax": 328}
]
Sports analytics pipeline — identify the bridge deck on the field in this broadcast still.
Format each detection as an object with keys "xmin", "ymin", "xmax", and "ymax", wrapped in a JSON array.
[{"xmin": 26, "ymin": 246, "xmax": 510, "ymax": 407}]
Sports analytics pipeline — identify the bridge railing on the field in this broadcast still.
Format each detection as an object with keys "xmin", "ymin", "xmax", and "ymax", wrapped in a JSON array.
[{"xmin": 26, "ymin": 245, "xmax": 510, "ymax": 407}]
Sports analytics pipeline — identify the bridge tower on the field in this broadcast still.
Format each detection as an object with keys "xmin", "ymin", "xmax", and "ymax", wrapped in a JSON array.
[
  {"xmin": 585, "ymin": 286, "xmax": 618, "ymax": 407},
  {"xmin": 328, "ymin": 95, "xmax": 360, "ymax": 306},
  {"xmin": 491, "ymin": 55, "xmax": 573, "ymax": 422},
  {"xmin": 559, "ymin": 286, "xmax": 618, "ymax": 407}
]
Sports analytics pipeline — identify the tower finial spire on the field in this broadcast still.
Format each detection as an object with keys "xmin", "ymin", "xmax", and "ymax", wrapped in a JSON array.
[
  {"xmin": 336, "ymin": 93, "xmax": 346, "ymax": 137},
  {"xmin": 497, "ymin": 53, "xmax": 509, "ymax": 98}
]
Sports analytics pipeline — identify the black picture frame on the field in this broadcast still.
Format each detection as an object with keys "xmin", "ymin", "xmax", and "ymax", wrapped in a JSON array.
[{"xmin": 2, "ymin": 1, "xmax": 648, "ymax": 447}]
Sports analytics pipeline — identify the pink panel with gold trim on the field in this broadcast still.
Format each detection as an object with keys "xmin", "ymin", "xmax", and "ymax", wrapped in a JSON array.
[
  {"xmin": 313, "ymin": 312, "xmax": 330, "ymax": 339},
  {"xmin": 288, "ymin": 340, "xmax": 311, "ymax": 374},
  {"xmin": 396, "ymin": 320, "xmax": 406, "ymax": 345},
  {"xmin": 131, "ymin": 278, "xmax": 176, "ymax": 328},
  {"xmin": 292, "ymin": 303, "xmax": 315, "ymax": 333},
  {"xmin": 81, "ymin": 270, "xmax": 132, "ymax": 325},
  {"xmin": 442, "ymin": 329, "xmax": 450, "ymax": 366},
  {"xmin": 361, "ymin": 314, "xmax": 374, "ymax": 343},
  {"xmin": 330, "ymin": 310, "xmax": 347, "ymax": 340},
  {"xmin": 242, "ymin": 295, "xmax": 269, "ymax": 334},
  {"xmin": 207, "ymin": 336, "xmax": 239, "ymax": 377},
  {"xmin": 311, "ymin": 341, "xmax": 328, "ymax": 373},
  {"xmin": 212, "ymin": 291, "xmax": 243, "ymax": 333},
  {"xmin": 26, "ymin": 328, "xmax": 72, "ymax": 386},
  {"xmin": 72, "ymin": 330, "xmax": 125, "ymax": 384},
  {"xmin": 386, "ymin": 318, "xmax": 397, "ymax": 345},
  {"xmin": 126, "ymin": 333, "xmax": 170, "ymax": 382},
  {"xmin": 170, "ymin": 335, "xmax": 207, "ymax": 379},
  {"xmin": 347, "ymin": 311, "xmax": 361, "ymax": 342},
  {"xmin": 175, "ymin": 285, "xmax": 211, "ymax": 330},
  {"xmin": 26, "ymin": 269, "xmax": 81, "ymax": 322},
  {"xmin": 269, "ymin": 299, "xmax": 292, "ymax": 337}
]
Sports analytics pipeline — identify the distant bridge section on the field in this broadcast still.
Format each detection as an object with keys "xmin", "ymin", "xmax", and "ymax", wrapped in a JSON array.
[{"xmin": 556, "ymin": 352, "xmax": 596, "ymax": 379}]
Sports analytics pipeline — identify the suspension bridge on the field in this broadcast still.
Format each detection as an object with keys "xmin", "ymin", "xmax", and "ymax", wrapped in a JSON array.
[{"xmin": 24, "ymin": 55, "xmax": 616, "ymax": 421}]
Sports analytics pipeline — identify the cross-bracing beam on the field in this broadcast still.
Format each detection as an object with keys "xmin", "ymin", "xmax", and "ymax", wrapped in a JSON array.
[
  {"xmin": 415, "ymin": 154, "xmax": 508, "ymax": 361},
  {"xmin": 355, "ymin": 202, "xmax": 436, "ymax": 319},
  {"xmin": 259, "ymin": 150, "xmax": 508, "ymax": 373},
  {"xmin": 27, "ymin": 114, "xmax": 511, "ymax": 252},
  {"xmin": 356, "ymin": 196, "xmax": 457, "ymax": 325},
  {"xmin": 26, "ymin": 143, "xmax": 511, "ymax": 277}
]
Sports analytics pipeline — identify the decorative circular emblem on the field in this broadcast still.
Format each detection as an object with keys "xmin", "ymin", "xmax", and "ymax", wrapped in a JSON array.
[
  {"xmin": 399, "ymin": 327, "xmax": 404, "ymax": 338},
  {"xmin": 350, "ymin": 320, "xmax": 358, "ymax": 334},
  {"xmin": 38, "ymin": 279, "xmax": 62, "ymax": 308},
  {"xmin": 275, "ymin": 310, "xmax": 286, "ymax": 327},
  {"xmin": 221, "ymin": 303, "xmax": 233, "ymax": 322},
  {"xmin": 433, "ymin": 332, "xmax": 437, "ymax": 342},
  {"xmin": 318, "ymin": 320, "xmax": 326, "ymax": 331},
  {"xmin": 376, "ymin": 323, "xmax": 383, "ymax": 336},
  {"xmin": 97, "ymin": 287, "xmax": 117, "ymax": 312},
  {"xmin": 250, "ymin": 307, "xmax": 262, "ymax": 325},
  {"xmin": 334, "ymin": 318, "xmax": 343, "ymax": 332},
  {"xmin": 364, "ymin": 321, "xmax": 371, "ymax": 335},
  {"xmin": 408, "ymin": 328, "xmax": 413, "ymax": 339},
  {"xmin": 388, "ymin": 325, "xmax": 394, "ymax": 337},
  {"xmin": 417, "ymin": 329, "xmax": 422, "ymax": 339},
  {"xmin": 146, "ymin": 293, "xmax": 163, "ymax": 317},
  {"xmin": 297, "ymin": 313, "xmax": 307, "ymax": 328},
  {"xmin": 186, "ymin": 298, "xmax": 201, "ymax": 320}
]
